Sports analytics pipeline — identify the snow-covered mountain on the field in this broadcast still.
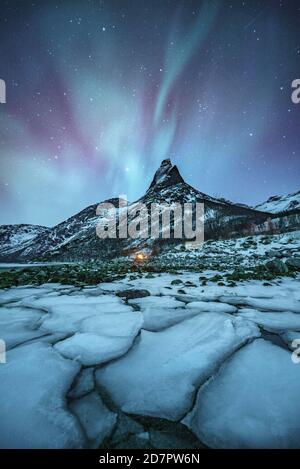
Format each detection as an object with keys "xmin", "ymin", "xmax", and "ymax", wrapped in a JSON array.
[
  {"xmin": 0, "ymin": 224, "xmax": 51, "ymax": 259},
  {"xmin": 255, "ymin": 190, "xmax": 300, "ymax": 214},
  {"xmin": 0, "ymin": 159, "xmax": 273, "ymax": 262}
]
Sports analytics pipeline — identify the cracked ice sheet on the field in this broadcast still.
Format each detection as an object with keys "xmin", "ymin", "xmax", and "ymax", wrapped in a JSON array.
[
  {"xmin": 128, "ymin": 296, "xmax": 185, "ymax": 310},
  {"xmin": 70, "ymin": 392, "xmax": 117, "ymax": 448},
  {"xmin": 55, "ymin": 333, "xmax": 136, "ymax": 366},
  {"xmin": 184, "ymin": 339, "xmax": 300, "ymax": 449},
  {"xmin": 95, "ymin": 313, "xmax": 260, "ymax": 421},
  {"xmin": 237, "ymin": 309, "xmax": 300, "ymax": 332},
  {"xmin": 186, "ymin": 302, "xmax": 237, "ymax": 314},
  {"xmin": 141, "ymin": 307, "xmax": 202, "ymax": 331},
  {"xmin": 240, "ymin": 297, "xmax": 300, "ymax": 314},
  {"xmin": 0, "ymin": 286, "xmax": 56, "ymax": 305},
  {"xmin": 38, "ymin": 302, "xmax": 134, "ymax": 335},
  {"xmin": 20, "ymin": 293, "xmax": 123, "ymax": 310},
  {"xmin": 80, "ymin": 311, "xmax": 143, "ymax": 337},
  {"xmin": 68, "ymin": 368, "xmax": 94, "ymax": 399},
  {"xmin": 55, "ymin": 311, "xmax": 143, "ymax": 366},
  {"xmin": 0, "ymin": 306, "xmax": 46, "ymax": 349},
  {"xmin": 0, "ymin": 342, "xmax": 84, "ymax": 448}
]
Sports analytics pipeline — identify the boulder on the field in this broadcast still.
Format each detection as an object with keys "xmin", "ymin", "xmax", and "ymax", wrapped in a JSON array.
[
  {"xmin": 265, "ymin": 259, "xmax": 288, "ymax": 274},
  {"xmin": 285, "ymin": 257, "xmax": 300, "ymax": 270},
  {"xmin": 116, "ymin": 289, "xmax": 150, "ymax": 300}
]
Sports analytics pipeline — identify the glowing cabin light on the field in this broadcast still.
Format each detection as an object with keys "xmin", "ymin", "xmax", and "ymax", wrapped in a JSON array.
[{"xmin": 134, "ymin": 252, "xmax": 147, "ymax": 262}]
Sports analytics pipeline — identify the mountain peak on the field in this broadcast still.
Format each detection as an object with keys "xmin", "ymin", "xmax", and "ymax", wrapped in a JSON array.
[{"xmin": 147, "ymin": 159, "xmax": 185, "ymax": 192}]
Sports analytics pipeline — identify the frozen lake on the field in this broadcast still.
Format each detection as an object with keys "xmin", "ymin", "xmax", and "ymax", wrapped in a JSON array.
[{"xmin": 0, "ymin": 272, "xmax": 300, "ymax": 448}]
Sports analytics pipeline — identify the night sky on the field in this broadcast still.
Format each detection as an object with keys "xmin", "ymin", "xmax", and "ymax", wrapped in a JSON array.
[{"xmin": 0, "ymin": 0, "xmax": 299, "ymax": 227}]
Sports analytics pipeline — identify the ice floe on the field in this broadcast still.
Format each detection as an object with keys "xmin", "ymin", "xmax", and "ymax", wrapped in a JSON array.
[
  {"xmin": 184, "ymin": 339, "xmax": 300, "ymax": 449},
  {"xmin": 96, "ymin": 313, "xmax": 260, "ymax": 420},
  {"xmin": 0, "ymin": 342, "xmax": 84, "ymax": 448}
]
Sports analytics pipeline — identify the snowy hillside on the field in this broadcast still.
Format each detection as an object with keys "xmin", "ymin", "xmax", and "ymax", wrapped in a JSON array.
[
  {"xmin": 256, "ymin": 190, "xmax": 300, "ymax": 214},
  {"xmin": 0, "ymin": 224, "xmax": 50, "ymax": 258}
]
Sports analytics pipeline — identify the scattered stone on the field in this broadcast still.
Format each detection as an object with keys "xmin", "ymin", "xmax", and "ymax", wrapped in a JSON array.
[
  {"xmin": 184, "ymin": 281, "xmax": 196, "ymax": 287},
  {"xmin": 171, "ymin": 279, "xmax": 183, "ymax": 286},
  {"xmin": 116, "ymin": 289, "xmax": 151, "ymax": 300}
]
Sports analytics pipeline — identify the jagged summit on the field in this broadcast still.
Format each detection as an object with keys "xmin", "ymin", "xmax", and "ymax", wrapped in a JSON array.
[{"xmin": 147, "ymin": 159, "xmax": 185, "ymax": 192}]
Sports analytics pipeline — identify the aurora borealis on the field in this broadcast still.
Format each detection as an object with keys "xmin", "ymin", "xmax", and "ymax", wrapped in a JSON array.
[{"xmin": 0, "ymin": 0, "xmax": 299, "ymax": 226}]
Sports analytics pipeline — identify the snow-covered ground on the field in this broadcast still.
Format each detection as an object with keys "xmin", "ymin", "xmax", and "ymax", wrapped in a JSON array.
[
  {"xmin": 159, "ymin": 229, "xmax": 300, "ymax": 270},
  {"xmin": 255, "ymin": 190, "xmax": 300, "ymax": 213},
  {"xmin": 0, "ymin": 270, "xmax": 300, "ymax": 449}
]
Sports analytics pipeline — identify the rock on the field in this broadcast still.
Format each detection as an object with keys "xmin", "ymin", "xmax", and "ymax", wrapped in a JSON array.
[
  {"xmin": 285, "ymin": 257, "xmax": 300, "ymax": 270},
  {"xmin": 267, "ymin": 250, "xmax": 282, "ymax": 258},
  {"xmin": 184, "ymin": 281, "xmax": 196, "ymax": 287},
  {"xmin": 171, "ymin": 279, "xmax": 183, "ymax": 285},
  {"xmin": 265, "ymin": 259, "xmax": 288, "ymax": 274},
  {"xmin": 116, "ymin": 289, "xmax": 151, "ymax": 300}
]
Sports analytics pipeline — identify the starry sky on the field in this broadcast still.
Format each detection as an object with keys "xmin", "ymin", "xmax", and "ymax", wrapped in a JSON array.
[{"xmin": 0, "ymin": 0, "xmax": 299, "ymax": 227}]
